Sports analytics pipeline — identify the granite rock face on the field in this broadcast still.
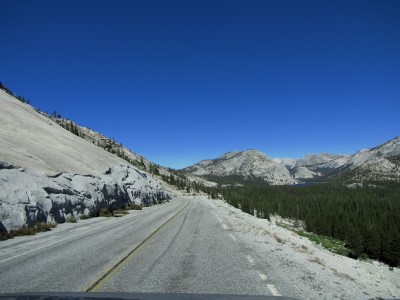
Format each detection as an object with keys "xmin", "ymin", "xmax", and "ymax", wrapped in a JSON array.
[
  {"xmin": 0, "ymin": 162, "xmax": 169, "ymax": 232},
  {"xmin": 183, "ymin": 150, "xmax": 297, "ymax": 185},
  {"xmin": 0, "ymin": 89, "xmax": 169, "ymax": 233}
]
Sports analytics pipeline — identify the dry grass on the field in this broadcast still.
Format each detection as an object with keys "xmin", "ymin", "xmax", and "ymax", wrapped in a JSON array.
[
  {"xmin": 113, "ymin": 208, "xmax": 129, "ymax": 217},
  {"xmin": 65, "ymin": 215, "xmax": 77, "ymax": 223},
  {"xmin": 334, "ymin": 271, "xmax": 354, "ymax": 281},
  {"xmin": 308, "ymin": 256, "xmax": 326, "ymax": 266},
  {"xmin": 34, "ymin": 222, "xmax": 56, "ymax": 232},
  {"xmin": 296, "ymin": 244, "xmax": 310, "ymax": 253},
  {"xmin": 127, "ymin": 203, "xmax": 142, "ymax": 210},
  {"xmin": 1, "ymin": 222, "xmax": 57, "ymax": 241},
  {"xmin": 99, "ymin": 208, "xmax": 113, "ymax": 217},
  {"xmin": 273, "ymin": 233, "xmax": 285, "ymax": 244}
]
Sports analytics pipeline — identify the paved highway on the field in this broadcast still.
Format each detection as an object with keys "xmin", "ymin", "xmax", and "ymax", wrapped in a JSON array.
[{"xmin": 0, "ymin": 196, "xmax": 292, "ymax": 297}]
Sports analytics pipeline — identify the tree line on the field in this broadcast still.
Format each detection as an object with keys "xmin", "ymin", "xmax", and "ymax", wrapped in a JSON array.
[{"xmin": 206, "ymin": 181, "xmax": 400, "ymax": 267}]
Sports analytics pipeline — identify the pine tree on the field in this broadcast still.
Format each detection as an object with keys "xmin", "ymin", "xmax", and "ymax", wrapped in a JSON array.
[{"xmin": 364, "ymin": 228, "xmax": 381, "ymax": 259}]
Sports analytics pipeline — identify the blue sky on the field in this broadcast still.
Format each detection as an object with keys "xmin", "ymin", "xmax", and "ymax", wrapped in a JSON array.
[{"xmin": 1, "ymin": 0, "xmax": 399, "ymax": 169}]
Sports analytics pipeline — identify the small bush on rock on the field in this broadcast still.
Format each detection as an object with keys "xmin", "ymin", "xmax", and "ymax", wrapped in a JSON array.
[
  {"xmin": 79, "ymin": 214, "xmax": 91, "ymax": 220},
  {"xmin": 113, "ymin": 208, "xmax": 129, "ymax": 216},
  {"xmin": 127, "ymin": 204, "xmax": 142, "ymax": 210},
  {"xmin": 99, "ymin": 208, "xmax": 113, "ymax": 217},
  {"xmin": 34, "ymin": 222, "xmax": 56, "ymax": 232},
  {"xmin": 65, "ymin": 215, "xmax": 77, "ymax": 223}
]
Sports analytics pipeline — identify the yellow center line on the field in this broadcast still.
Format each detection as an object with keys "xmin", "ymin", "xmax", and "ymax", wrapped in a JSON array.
[{"xmin": 83, "ymin": 200, "xmax": 190, "ymax": 292}]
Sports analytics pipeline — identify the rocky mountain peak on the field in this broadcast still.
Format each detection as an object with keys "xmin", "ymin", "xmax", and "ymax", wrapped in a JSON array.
[
  {"xmin": 218, "ymin": 151, "xmax": 239, "ymax": 160},
  {"xmin": 183, "ymin": 149, "xmax": 297, "ymax": 185},
  {"xmin": 240, "ymin": 149, "xmax": 270, "ymax": 159}
]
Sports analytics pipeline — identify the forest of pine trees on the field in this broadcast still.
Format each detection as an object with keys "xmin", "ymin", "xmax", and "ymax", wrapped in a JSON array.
[
  {"xmin": 57, "ymin": 119, "xmax": 80, "ymax": 137},
  {"xmin": 206, "ymin": 181, "xmax": 400, "ymax": 267},
  {"xmin": 160, "ymin": 169, "xmax": 203, "ymax": 193},
  {"xmin": 16, "ymin": 95, "xmax": 30, "ymax": 104}
]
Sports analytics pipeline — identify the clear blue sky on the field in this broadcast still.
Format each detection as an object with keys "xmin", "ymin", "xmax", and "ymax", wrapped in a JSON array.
[{"xmin": 1, "ymin": 0, "xmax": 399, "ymax": 169}]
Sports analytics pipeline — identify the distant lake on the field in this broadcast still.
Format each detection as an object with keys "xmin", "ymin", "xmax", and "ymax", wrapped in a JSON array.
[{"xmin": 291, "ymin": 182, "xmax": 328, "ymax": 187}]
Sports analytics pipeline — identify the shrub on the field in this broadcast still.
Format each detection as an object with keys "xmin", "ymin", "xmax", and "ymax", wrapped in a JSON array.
[
  {"xmin": 65, "ymin": 215, "xmax": 77, "ymax": 223},
  {"xmin": 34, "ymin": 222, "xmax": 56, "ymax": 232},
  {"xmin": 79, "ymin": 214, "xmax": 91, "ymax": 220},
  {"xmin": 113, "ymin": 209, "xmax": 129, "ymax": 216},
  {"xmin": 0, "ymin": 222, "xmax": 57, "ymax": 241},
  {"xmin": 127, "ymin": 203, "xmax": 142, "ymax": 210},
  {"xmin": 10, "ymin": 227, "xmax": 36, "ymax": 237},
  {"xmin": 99, "ymin": 208, "xmax": 113, "ymax": 217},
  {"xmin": 0, "ymin": 231, "xmax": 12, "ymax": 241},
  {"xmin": 295, "ymin": 230, "xmax": 350, "ymax": 256}
]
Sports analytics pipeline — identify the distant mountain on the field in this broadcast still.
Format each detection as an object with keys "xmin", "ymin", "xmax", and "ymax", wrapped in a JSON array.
[
  {"xmin": 339, "ymin": 137, "xmax": 400, "ymax": 183},
  {"xmin": 185, "ymin": 137, "xmax": 400, "ymax": 185},
  {"xmin": 274, "ymin": 137, "xmax": 400, "ymax": 183},
  {"xmin": 274, "ymin": 153, "xmax": 350, "ymax": 180},
  {"xmin": 183, "ymin": 150, "xmax": 297, "ymax": 185}
]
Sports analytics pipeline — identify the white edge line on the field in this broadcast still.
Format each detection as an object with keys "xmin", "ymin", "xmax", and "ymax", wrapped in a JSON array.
[
  {"xmin": 0, "ymin": 201, "xmax": 185, "ymax": 264},
  {"xmin": 229, "ymin": 233, "xmax": 236, "ymax": 241},
  {"xmin": 214, "ymin": 213, "xmax": 228, "ymax": 230},
  {"xmin": 0, "ymin": 213, "xmax": 148, "ymax": 264},
  {"xmin": 215, "ymin": 214, "xmax": 223, "ymax": 224}
]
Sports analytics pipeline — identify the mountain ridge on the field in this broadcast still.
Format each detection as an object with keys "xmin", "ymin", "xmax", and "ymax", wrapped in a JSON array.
[
  {"xmin": 183, "ymin": 149, "xmax": 297, "ymax": 185},
  {"xmin": 184, "ymin": 137, "xmax": 400, "ymax": 184}
]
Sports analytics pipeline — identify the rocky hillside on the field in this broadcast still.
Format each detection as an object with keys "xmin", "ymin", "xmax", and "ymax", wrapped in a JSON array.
[
  {"xmin": 339, "ymin": 136, "xmax": 400, "ymax": 183},
  {"xmin": 0, "ymin": 89, "xmax": 169, "ymax": 232},
  {"xmin": 274, "ymin": 137, "xmax": 400, "ymax": 183},
  {"xmin": 50, "ymin": 116, "xmax": 159, "ymax": 172},
  {"xmin": 183, "ymin": 150, "xmax": 297, "ymax": 185},
  {"xmin": 274, "ymin": 153, "xmax": 350, "ymax": 180},
  {"xmin": 185, "ymin": 137, "xmax": 400, "ymax": 185},
  {"xmin": 47, "ymin": 114, "xmax": 216, "ymax": 190}
]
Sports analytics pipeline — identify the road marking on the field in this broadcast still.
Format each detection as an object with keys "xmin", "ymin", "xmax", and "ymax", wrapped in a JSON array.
[
  {"xmin": 83, "ymin": 200, "xmax": 190, "ymax": 292},
  {"xmin": 214, "ymin": 213, "xmax": 223, "ymax": 224},
  {"xmin": 213, "ymin": 213, "xmax": 228, "ymax": 230},
  {"xmin": 229, "ymin": 233, "xmax": 236, "ymax": 241},
  {"xmin": 246, "ymin": 255, "xmax": 255, "ymax": 265},
  {"xmin": 0, "ymin": 207, "xmax": 160, "ymax": 264},
  {"xmin": 258, "ymin": 271, "xmax": 268, "ymax": 281},
  {"xmin": 267, "ymin": 284, "xmax": 282, "ymax": 296}
]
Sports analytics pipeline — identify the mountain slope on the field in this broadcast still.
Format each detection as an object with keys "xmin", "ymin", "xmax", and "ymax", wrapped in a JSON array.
[
  {"xmin": 274, "ymin": 153, "xmax": 351, "ymax": 180},
  {"xmin": 183, "ymin": 150, "xmax": 297, "ymax": 185},
  {"xmin": 273, "ymin": 138, "xmax": 400, "ymax": 183},
  {"xmin": 0, "ymin": 89, "xmax": 168, "ymax": 232},
  {"xmin": 47, "ymin": 114, "xmax": 216, "ymax": 190},
  {"xmin": 339, "ymin": 137, "xmax": 400, "ymax": 183},
  {"xmin": 0, "ymin": 94, "xmax": 128, "ymax": 177},
  {"xmin": 186, "ymin": 137, "xmax": 400, "ymax": 185}
]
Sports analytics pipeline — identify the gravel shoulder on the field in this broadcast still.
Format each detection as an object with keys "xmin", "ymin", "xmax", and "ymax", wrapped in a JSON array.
[{"xmin": 207, "ymin": 197, "xmax": 400, "ymax": 299}]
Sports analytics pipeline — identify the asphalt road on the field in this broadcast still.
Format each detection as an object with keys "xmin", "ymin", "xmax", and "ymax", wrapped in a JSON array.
[{"xmin": 0, "ymin": 196, "xmax": 290, "ymax": 297}]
